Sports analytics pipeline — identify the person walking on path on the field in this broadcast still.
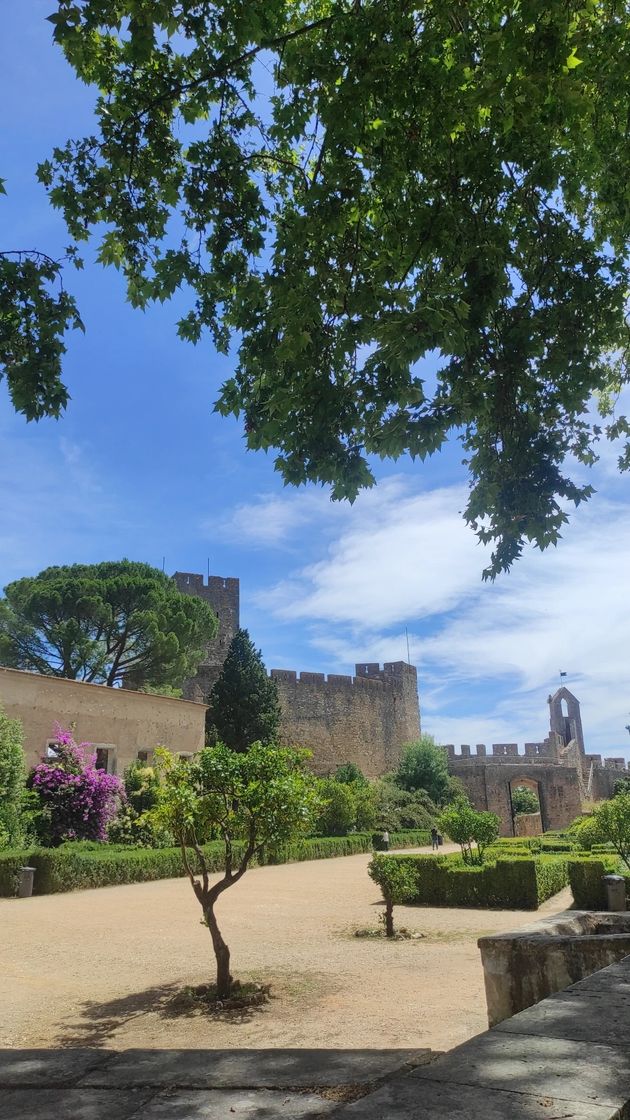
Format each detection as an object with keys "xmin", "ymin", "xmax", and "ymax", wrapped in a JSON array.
[
  {"xmin": 382, "ymin": 830, "xmax": 390, "ymax": 851},
  {"xmin": 430, "ymin": 827, "xmax": 439, "ymax": 851}
]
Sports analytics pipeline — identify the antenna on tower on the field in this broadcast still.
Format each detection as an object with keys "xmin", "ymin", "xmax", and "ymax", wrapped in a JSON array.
[{"xmin": 405, "ymin": 627, "xmax": 411, "ymax": 665}]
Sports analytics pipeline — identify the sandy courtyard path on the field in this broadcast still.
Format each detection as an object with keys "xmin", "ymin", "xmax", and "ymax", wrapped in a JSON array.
[{"xmin": 0, "ymin": 846, "xmax": 572, "ymax": 1054}]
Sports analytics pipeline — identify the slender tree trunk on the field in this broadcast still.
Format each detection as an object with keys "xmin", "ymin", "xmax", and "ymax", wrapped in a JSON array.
[
  {"xmin": 204, "ymin": 903, "xmax": 232, "ymax": 999},
  {"xmin": 384, "ymin": 895, "xmax": 395, "ymax": 937}
]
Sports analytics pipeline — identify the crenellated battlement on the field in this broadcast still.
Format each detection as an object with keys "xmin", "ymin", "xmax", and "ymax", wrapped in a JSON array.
[
  {"xmin": 443, "ymin": 739, "xmax": 629, "ymax": 773},
  {"xmin": 174, "ymin": 572, "xmax": 239, "ymax": 594},
  {"xmin": 270, "ymin": 662, "xmax": 417, "ymax": 690}
]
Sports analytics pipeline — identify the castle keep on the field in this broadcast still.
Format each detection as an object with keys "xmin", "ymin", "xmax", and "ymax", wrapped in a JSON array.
[{"xmin": 174, "ymin": 572, "xmax": 420, "ymax": 775}]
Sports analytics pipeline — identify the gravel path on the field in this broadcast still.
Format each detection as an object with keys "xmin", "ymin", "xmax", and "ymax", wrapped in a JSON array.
[{"xmin": 0, "ymin": 846, "xmax": 572, "ymax": 1053}]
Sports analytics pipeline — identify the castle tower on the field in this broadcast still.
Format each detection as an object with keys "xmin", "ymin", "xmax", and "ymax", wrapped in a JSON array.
[
  {"xmin": 173, "ymin": 572, "xmax": 240, "ymax": 702},
  {"xmin": 547, "ymin": 687, "xmax": 585, "ymax": 757}
]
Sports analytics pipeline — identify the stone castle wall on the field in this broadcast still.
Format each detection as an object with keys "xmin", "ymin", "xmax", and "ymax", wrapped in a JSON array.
[
  {"xmin": 443, "ymin": 734, "xmax": 629, "ymax": 836},
  {"xmin": 173, "ymin": 572, "xmax": 240, "ymax": 702},
  {"xmin": 176, "ymin": 574, "xmax": 422, "ymax": 775},
  {"xmin": 271, "ymin": 661, "xmax": 421, "ymax": 776}
]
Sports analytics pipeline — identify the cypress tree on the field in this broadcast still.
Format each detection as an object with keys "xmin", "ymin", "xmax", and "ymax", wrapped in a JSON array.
[{"xmin": 208, "ymin": 629, "xmax": 281, "ymax": 753}]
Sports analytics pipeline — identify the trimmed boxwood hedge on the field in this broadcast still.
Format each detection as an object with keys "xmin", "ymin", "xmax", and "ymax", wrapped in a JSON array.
[
  {"xmin": 369, "ymin": 852, "xmax": 570, "ymax": 910},
  {"xmin": 566, "ymin": 856, "xmax": 629, "ymax": 909},
  {"xmin": 0, "ymin": 829, "xmax": 431, "ymax": 896}
]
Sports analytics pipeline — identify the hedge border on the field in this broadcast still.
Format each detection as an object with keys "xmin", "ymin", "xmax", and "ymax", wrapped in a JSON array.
[
  {"xmin": 0, "ymin": 829, "xmax": 431, "ymax": 897},
  {"xmin": 369, "ymin": 852, "xmax": 570, "ymax": 910}
]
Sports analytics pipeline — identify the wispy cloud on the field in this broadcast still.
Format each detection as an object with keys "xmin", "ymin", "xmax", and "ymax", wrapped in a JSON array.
[
  {"xmin": 241, "ymin": 474, "xmax": 630, "ymax": 759},
  {"xmin": 211, "ymin": 488, "xmax": 338, "ymax": 549}
]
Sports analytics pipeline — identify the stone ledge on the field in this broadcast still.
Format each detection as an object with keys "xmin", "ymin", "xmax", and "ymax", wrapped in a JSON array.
[{"xmin": 328, "ymin": 955, "xmax": 630, "ymax": 1120}]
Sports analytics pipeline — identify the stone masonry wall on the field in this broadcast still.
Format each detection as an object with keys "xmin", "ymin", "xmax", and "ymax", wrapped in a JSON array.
[
  {"xmin": 446, "ymin": 750, "xmax": 584, "ymax": 835},
  {"xmin": 0, "ymin": 666, "xmax": 206, "ymax": 775},
  {"xmin": 272, "ymin": 661, "xmax": 421, "ymax": 776},
  {"xmin": 174, "ymin": 572, "xmax": 240, "ymax": 702}
]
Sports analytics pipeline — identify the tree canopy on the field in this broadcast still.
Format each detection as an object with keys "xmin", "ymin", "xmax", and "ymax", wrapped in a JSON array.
[
  {"xmin": 0, "ymin": 560, "xmax": 218, "ymax": 687},
  {"xmin": 208, "ymin": 628, "xmax": 281, "ymax": 752},
  {"xmin": 511, "ymin": 785, "xmax": 540, "ymax": 815},
  {"xmin": 0, "ymin": 232, "xmax": 83, "ymax": 421},
  {"xmin": 394, "ymin": 735, "xmax": 454, "ymax": 805},
  {"xmin": 17, "ymin": 0, "xmax": 627, "ymax": 576}
]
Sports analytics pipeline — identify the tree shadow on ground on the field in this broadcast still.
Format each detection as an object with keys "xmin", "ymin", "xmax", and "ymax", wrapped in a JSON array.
[{"xmin": 55, "ymin": 979, "xmax": 269, "ymax": 1047}]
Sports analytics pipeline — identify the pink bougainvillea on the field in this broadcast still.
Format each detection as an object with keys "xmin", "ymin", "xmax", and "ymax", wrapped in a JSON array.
[{"xmin": 30, "ymin": 724, "xmax": 124, "ymax": 844}]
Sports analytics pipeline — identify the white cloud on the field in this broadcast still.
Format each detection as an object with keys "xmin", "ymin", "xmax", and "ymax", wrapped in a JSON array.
[
  {"xmin": 246, "ymin": 473, "xmax": 630, "ymax": 760},
  {"xmin": 212, "ymin": 488, "xmax": 338, "ymax": 549},
  {"xmin": 256, "ymin": 480, "xmax": 486, "ymax": 626}
]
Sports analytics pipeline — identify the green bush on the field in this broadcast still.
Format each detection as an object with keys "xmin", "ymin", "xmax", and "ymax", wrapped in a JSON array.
[
  {"xmin": 372, "ymin": 778, "xmax": 438, "ymax": 832},
  {"xmin": 567, "ymin": 856, "xmax": 623, "ymax": 909},
  {"xmin": 368, "ymin": 852, "xmax": 570, "ymax": 910},
  {"xmin": 0, "ymin": 849, "xmax": 31, "ymax": 896},
  {"xmin": 438, "ymin": 797, "xmax": 500, "ymax": 864},
  {"xmin": 0, "ymin": 829, "xmax": 431, "ymax": 896}
]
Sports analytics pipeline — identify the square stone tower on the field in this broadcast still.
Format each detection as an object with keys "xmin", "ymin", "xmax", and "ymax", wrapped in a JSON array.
[{"xmin": 173, "ymin": 572, "xmax": 240, "ymax": 702}]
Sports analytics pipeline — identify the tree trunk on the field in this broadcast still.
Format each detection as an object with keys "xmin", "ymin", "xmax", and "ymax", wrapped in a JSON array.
[
  {"xmin": 384, "ymin": 896, "xmax": 395, "ymax": 937},
  {"xmin": 204, "ymin": 903, "xmax": 232, "ymax": 999}
]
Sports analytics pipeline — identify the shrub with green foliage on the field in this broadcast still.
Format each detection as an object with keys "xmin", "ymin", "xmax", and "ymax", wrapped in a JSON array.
[
  {"xmin": 567, "ymin": 856, "xmax": 623, "ymax": 909},
  {"xmin": 333, "ymin": 763, "xmax": 368, "ymax": 786},
  {"xmin": 314, "ymin": 775, "xmax": 378, "ymax": 836},
  {"xmin": 368, "ymin": 852, "xmax": 419, "ymax": 935},
  {"xmin": 0, "ymin": 829, "xmax": 432, "ymax": 897},
  {"xmin": 0, "ymin": 706, "xmax": 26, "ymax": 848},
  {"xmin": 511, "ymin": 786, "xmax": 541, "ymax": 815},
  {"xmin": 107, "ymin": 761, "xmax": 172, "ymax": 847},
  {"xmin": 369, "ymin": 852, "xmax": 569, "ymax": 911},
  {"xmin": 589, "ymin": 793, "xmax": 630, "ymax": 869},
  {"xmin": 439, "ymin": 798, "xmax": 500, "ymax": 864},
  {"xmin": 314, "ymin": 779, "xmax": 357, "ymax": 836},
  {"xmin": 372, "ymin": 778, "xmax": 438, "ymax": 833},
  {"xmin": 394, "ymin": 736, "xmax": 455, "ymax": 805}
]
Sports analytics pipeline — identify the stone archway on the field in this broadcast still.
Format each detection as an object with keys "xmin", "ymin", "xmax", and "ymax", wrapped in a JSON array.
[{"xmin": 508, "ymin": 776, "xmax": 544, "ymax": 836}]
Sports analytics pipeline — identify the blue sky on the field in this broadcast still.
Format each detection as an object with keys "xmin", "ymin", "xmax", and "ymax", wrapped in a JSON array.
[{"xmin": 2, "ymin": 5, "xmax": 629, "ymax": 762}]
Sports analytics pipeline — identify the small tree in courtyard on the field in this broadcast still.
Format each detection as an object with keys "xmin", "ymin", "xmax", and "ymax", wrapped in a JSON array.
[
  {"xmin": 438, "ymin": 797, "xmax": 500, "ymax": 865},
  {"xmin": 368, "ymin": 855, "xmax": 418, "ymax": 937},
  {"xmin": 589, "ymin": 792, "xmax": 630, "ymax": 870},
  {"xmin": 0, "ymin": 706, "xmax": 26, "ymax": 848},
  {"xmin": 208, "ymin": 629, "xmax": 281, "ymax": 752},
  {"xmin": 151, "ymin": 742, "xmax": 319, "ymax": 1000}
]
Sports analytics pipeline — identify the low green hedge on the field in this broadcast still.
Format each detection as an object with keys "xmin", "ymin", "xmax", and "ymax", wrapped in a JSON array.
[
  {"xmin": 0, "ymin": 850, "xmax": 30, "ymax": 897},
  {"xmin": 490, "ymin": 836, "xmax": 576, "ymax": 854},
  {"xmin": 368, "ymin": 852, "xmax": 570, "ymax": 910},
  {"xmin": 0, "ymin": 829, "xmax": 431, "ymax": 896},
  {"xmin": 567, "ymin": 856, "xmax": 629, "ymax": 909}
]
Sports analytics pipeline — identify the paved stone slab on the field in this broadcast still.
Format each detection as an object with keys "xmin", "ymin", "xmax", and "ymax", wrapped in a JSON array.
[
  {"xmin": 142, "ymin": 1088, "xmax": 338, "ymax": 1118},
  {"xmin": 0, "ymin": 1087, "xmax": 152, "ymax": 1120},
  {"xmin": 80, "ymin": 1049, "xmax": 430, "ymax": 1089},
  {"xmin": 0, "ymin": 1048, "xmax": 112, "ymax": 1087},
  {"xmin": 410, "ymin": 1032, "xmax": 630, "ymax": 1108},
  {"xmin": 324, "ymin": 1075, "xmax": 621, "ymax": 1120},
  {"xmin": 565, "ymin": 958, "xmax": 630, "ymax": 996},
  {"xmin": 494, "ymin": 991, "xmax": 630, "ymax": 1046}
]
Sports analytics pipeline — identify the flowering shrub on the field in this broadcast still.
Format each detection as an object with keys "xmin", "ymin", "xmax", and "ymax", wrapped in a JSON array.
[{"xmin": 29, "ymin": 725, "xmax": 124, "ymax": 846}]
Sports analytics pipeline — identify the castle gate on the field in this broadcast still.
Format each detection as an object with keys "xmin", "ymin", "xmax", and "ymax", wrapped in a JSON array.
[{"xmin": 444, "ymin": 747, "xmax": 583, "ymax": 836}]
